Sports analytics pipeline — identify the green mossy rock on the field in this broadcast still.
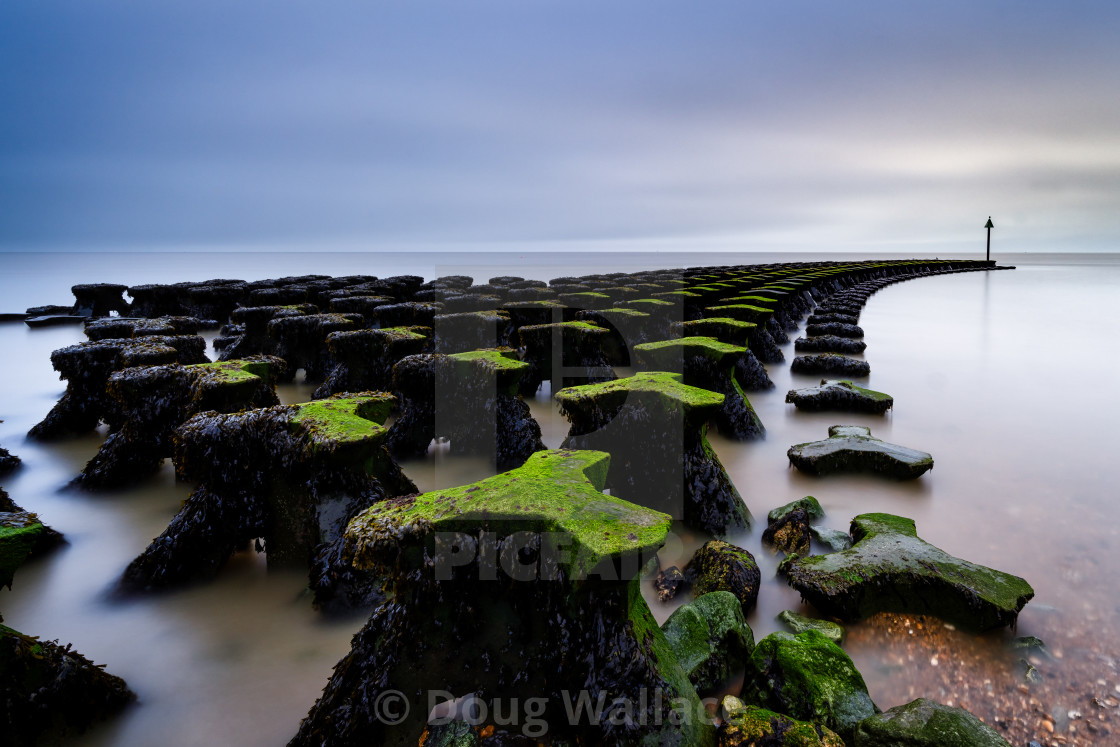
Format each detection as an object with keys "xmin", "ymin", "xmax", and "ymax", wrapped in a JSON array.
[
  {"xmin": 853, "ymin": 697, "xmax": 1011, "ymax": 746},
  {"xmin": 0, "ymin": 516, "xmax": 45, "ymax": 589},
  {"xmin": 788, "ymin": 425, "xmax": 933, "ymax": 480},
  {"xmin": 785, "ymin": 380, "xmax": 893, "ymax": 414},
  {"xmin": 743, "ymin": 630, "xmax": 878, "ymax": 743},
  {"xmin": 776, "ymin": 611, "xmax": 846, "ymax": 645},
  {"xmin": 671, "ymin": 318, "xmax": 757, "ymax": 347},
  {"xmin": 684, "ymin": 540, "xmax": 761, "ymax": 615},
  {"xmin": 661, "ymin": 591, "xmax": 755, "ymax": 693},
  {"xmin": 719, "ymin": 699, "xmax": 845, "ymax": 747},
  {"xmin": 783, "ymin": 513, "xmax": 1034, "ymax": 630}
]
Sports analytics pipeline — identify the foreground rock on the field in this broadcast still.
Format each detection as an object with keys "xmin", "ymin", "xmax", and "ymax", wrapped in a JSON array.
[
  {"xmin": 762, "ymin": 497, "xmax": 824, "ymax": 556},
  {"xmin": 853, "ymin": 697, "xmax": 1011, "ymax": 746},
  {"xmin": 1, "ymin": 489, "xmax": 64, "ymax": 589},
  {"xmin": 791, "ymin": 354, "xmax": 870, "ymax": 377},
  {"xmin": 786, "ymin": 380, "xmax": 893, "ymax": 414},
  {"xmin": 76, "ymin": 358, "xmax": 282, "ymax": 488},
  {"xmin": 291, "ymin": 449, "xmax": 717, "ymax": 746},
  {"xmin": 782, "ymin": 513, "xmax": 1034, "ymax": 630},
  {"xmin": 683, "ymin": 540, "xmax": 761, "ymax": 615},
  {"xmin": 661, "ymin": 591, "xmax": 755, "ymax": 693},
  {"xmin": 788, "ymin": 425, "xmax": 933, "ymax": 479},
  {"xmin": 120, "ymin": 393, "xmax": 414, "ymax": 592},
  {"xmin": 634, "ymin": 336, "xmax": 764, "ymax": 440},
  {"xmin": 1, "ymin": 621, "xmax": 135, "ymax": 745},
  {"xmin": 556, "ymin": 372, "xmax": 751, "ymax": 535},
  {"xmin": 742, "ymin": 630, "xmax": 878, "ymax": 743},
  {"xmin": 719, "ymin": 697, "xmax": 844, "ymax": 747}
]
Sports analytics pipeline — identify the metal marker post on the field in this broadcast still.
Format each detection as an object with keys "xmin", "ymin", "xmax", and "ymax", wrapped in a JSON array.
[{"xmin": 985, "ymin": 217, "xmax": 994, "ymax": 261}]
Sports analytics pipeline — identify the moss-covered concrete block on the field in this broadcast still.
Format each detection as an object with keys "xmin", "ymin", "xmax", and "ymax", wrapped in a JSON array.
[
  {"xmin": 267, "ymin": 312, "xmax": 363, "ymax": 383},
  {"xmin": 743, "ymin": 630, "xmax": 878, "ymax": 743},
  {"xmin": 75, "ymin": 357, "xmax": 283, "ymax": 488},
  {"xmin": 119, "ymin": 392, "xmax": 414, "ymax": 594},
  {"xmin": 661, "ymin": 591, "xmax": 754, "ymax": 693},
  {"xmin": 292, "ymin": 449, "xmax": 716, "ymax": 746},
  {"xmin": 556, "ymin": 372, "xmax": 750, "ymax": 535},
  {"xmin": 786, "ymin": 380, "xmax": 891, "ymax": 414},
  {"xmin": 782, "ymin": 513, "xmax": 1034, "ymax": 630},
  {"xmin": 315, "ymin": 325, "xmax": 429, "ymax": 399},
  {"xmin": 28, "ymin": 335, "xmax": 208, "ymax": 440},
  {"xmin": 788, "ymin": 425, "xmax": 932, "ymax": 479},
  {"xmin": 518, "ymin": 321, "xmax": 616, "ymax": 395},
  {"xmin": 385, "ymin": 351, "xmax": 545, "ymax": 470},
  {"xmin": 633, "ymin": 337, "xmax": 764, "ymax": 440},
  {"xmin": 853, "ymin": 697, "xmax": 1011, "ymax": 746}
]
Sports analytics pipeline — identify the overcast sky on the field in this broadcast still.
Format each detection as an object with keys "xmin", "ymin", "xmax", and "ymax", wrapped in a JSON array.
[{"xmin": 2, "ymin": 1, "xmax": 1118, "ymax": 254}]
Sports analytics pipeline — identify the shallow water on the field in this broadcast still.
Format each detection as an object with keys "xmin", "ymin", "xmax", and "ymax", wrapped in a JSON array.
[{"xmin": 1, "ymin": 252, "xmax": 1118, "ymax": 744}]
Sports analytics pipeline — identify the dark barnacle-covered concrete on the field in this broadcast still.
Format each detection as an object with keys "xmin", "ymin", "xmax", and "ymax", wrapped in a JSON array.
[
  {"xmin": 384, "ymin": 350, "xmax": 545, "ymax": 471},
  {"xmin": 788, "ymin": 425, "xmax": 932, "ymax": 479},
  {"xmin": 314, "ymin": 326, "xmax": 430, "ymax": 399},
  {"xmin": 804, "ymin": 322, "xmax": 864, "ymax": 339},
  {"xmin": 0, "ymin": 442, "xmax": 19, "ymax": 476},
  {"xmin": 291, "ymin": 449, "xmax": 717, "ymax": 747},
  {"xmin": 555, "ymin": 374, "xmax": 748, "ymax": 537},
  {"xmin": 216, "ymin": 304, "xmax": 316, "ymax": 361},
  {"xmin": 781, "ymin": 513, "xmax": 1034, "ymax": 631},
  {"xmin": 118, "ymin": 392, "xmax": 415, "ymax": 592},
  {"xmin": 1, "ymin": 620, "xmax": 135, "ymax": 745},
  {"xmin": 267, "ymin": 312, "xmax": 363, "ymax": 383},
  {"xmin": 432, "ymin": 310, "xmax": 512, "ymax": 353},
  {"xmin": 573, "ymin": 308, "xmax": 655, "ymax": 366},
  {"xmin": 790, "ymin": 353, "xmax": 870, "ymax": 378},
  {"xmin": 28, "ymin": 335, "xmax": 209, "ymax": 440},
  {"xmin": 785, "ymin": 379, "xmax": 893, "ymax": 414},
  {"xmin": 517, "ymin": 320, "xmax": 616, "ymax": 396},
  {"xmin": 793, "ymin": 335, "xmax": 867, "ymax": 354},
  {"xmin": 75, "ymin": 357, "xmax": 283, "ymax": 489},
  {"xmin": 556, "ymin": 372, "xmax": 750, "ymax": 536},
  {"xmin": 370, "ymin": 301, "xmax": 443, "ymax": 329},
  {"xmin": 84, "ymin": 315, "xmax": 211, "ymax": 340},
  {"xmin": 633, "ymin": 336, "xmax": 764, "ymax": 440},
  {"xmin": 70, "ymin": 283, "xmax": 130, "ymax": 318}
]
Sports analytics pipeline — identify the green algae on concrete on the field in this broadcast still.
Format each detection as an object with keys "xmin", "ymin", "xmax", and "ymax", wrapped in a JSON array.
[
  {"xmin": 782, "ymin": 513, "xmax": 1034, "ymax": 630},
  {"xmin": 555, "ymin": 372, "xmax": 751, "ymax": 535},
  {"xmin": 777, "ymin": 610, "xmax": 846, "ymax": 645},
  {"xmin": 719, "ymin": 697, "xmax": 845, "ymax": 747},
  {"xmin": 743, "ymin": 630, "xmax": 878, "ymax": 743},
  {"xmin": 853, "ymin": 697, "xmax": 1011, "ymax": 746},
  {"xmin": 633, "ymin": 337, "xmax": 764, "ymax": 441},
  {"xmin": 788, "ymin": 425, "xmax": 933, "ymax": 479},
  {"xmin": 120, "ymin": 392, "xmax": 414, "ymax": 592},
  {"xmin": 660, "ymin": 591, "xmax": 755, "ymax": 693},
  {"xmin": 76, "ymin": 356, "xmax": 283, "ymax": 488},
  {"xmin": 294, "ymin": 449, "xmax": 717, "ymax": 746},
  {"xmin": 347, "ymin": 449, "xmax": 668, "ymax": 581},
  {"xmin": 672, "ymin": 317, "xmax": 757, "ymax": 347},
  {"xmin": 786, "ymin": 380, "xmax": 893, "ymax": 414},
  {"xmin": 517, "ymin": 320, "xmax": 616, "ymax": 395},
  {"xmin": 0, "ymin": 517, "xmax": 46, "ymax": 589}
]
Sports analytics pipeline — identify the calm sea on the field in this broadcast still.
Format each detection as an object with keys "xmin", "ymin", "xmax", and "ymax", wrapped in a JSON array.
[{"xmin": 1, "ymin": 250, "xmax": 1118, "ymax": 744}]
